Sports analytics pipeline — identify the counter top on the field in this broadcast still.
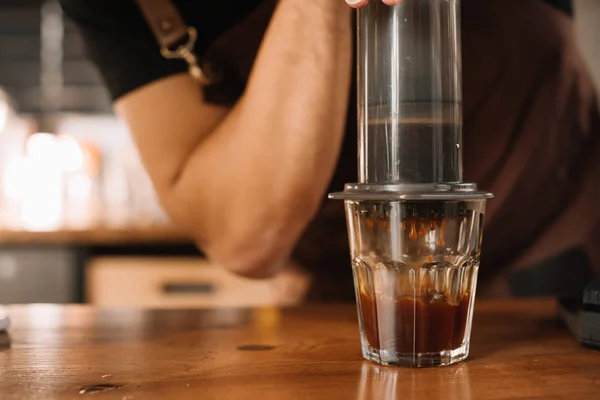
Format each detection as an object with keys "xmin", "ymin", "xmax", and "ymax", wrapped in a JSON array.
[
  {"xmin": 0, "ymin": 226, "xmax": 192, "ymax": 245},
  {"xmin": 0, "ymin": 300, "xmax": 598, "ymax": 399}
]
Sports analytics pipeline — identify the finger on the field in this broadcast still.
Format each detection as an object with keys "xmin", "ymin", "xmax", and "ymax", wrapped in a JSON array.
[
  {"xmin": 382, "ymin": 0, "xmax": 403, "ymax": 5},
  {"xmin": 345, "ymin": 0, "xmax": 369, "ymax": 9}
]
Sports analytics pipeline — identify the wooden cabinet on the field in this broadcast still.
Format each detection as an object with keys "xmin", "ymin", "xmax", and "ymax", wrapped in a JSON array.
[{"xmin": 87, "ymin": 257, "xmax": 309, "ymax": 308}]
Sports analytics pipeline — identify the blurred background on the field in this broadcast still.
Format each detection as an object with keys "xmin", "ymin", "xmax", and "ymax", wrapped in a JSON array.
[
  {"xmin": 0, "ymin": 0, "xmax": 598, "ymax": 308},
  {"xmin": 0, "ymin": 0, "xmax": 297, "ymax": 309}
]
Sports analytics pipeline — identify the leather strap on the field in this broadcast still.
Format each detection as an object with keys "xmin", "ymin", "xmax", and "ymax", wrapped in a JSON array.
[
  {"xmin": 135, "ymin": 0, "xmax": 213, "ymax": 85},
  {"xmin": 135, "ymin": 0, "xmax": 188, "ymax": 50},
  {"xmin": 135, "ymin": 0, "xmax": 245, "ymax": 102}
]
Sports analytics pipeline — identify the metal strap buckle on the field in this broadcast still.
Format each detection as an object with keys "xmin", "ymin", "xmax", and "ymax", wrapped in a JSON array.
[{"xmin": 160, "ymin": 27, "xmax": 212, "ymax": 86}]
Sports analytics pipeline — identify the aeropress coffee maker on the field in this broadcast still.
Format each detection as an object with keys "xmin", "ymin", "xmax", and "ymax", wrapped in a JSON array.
[{"xmin": 330, "ymin": 0, "xmax": 493, "ymax": 367}]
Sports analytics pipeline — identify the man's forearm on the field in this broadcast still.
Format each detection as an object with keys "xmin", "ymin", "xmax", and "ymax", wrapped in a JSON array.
[{"xmin": 168, "ymin": 0, "xmax": 353, "ymax": 276}]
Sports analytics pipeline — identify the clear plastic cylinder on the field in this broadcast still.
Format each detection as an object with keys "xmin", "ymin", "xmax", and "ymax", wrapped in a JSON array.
[{"xmin": 357, "ymin": 0, "xmax": 463, "ymax": 184}]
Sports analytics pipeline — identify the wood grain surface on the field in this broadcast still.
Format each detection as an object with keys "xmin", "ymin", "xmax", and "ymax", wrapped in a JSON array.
[
  {"xmin": 0, "ymin": 300, "xmax": 598, "ymax": 399},
  {"xmin": 0, "ymin": 226, "xmax": 192, "ymax": 245}
]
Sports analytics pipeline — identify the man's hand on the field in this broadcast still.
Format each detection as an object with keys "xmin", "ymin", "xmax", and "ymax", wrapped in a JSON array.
[{"xmin": 345, "ymin": 0, "xmax": 403, "ymax": 9}]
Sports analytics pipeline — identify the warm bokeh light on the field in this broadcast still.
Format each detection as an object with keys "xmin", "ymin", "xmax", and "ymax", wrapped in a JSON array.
[
  {"xmin": 57, "ymin": 134, "xmax": 85, "ymax": 172},
  {"xmin": 19, "ymin": 133, "xmax": 64, "ymax": 231}
]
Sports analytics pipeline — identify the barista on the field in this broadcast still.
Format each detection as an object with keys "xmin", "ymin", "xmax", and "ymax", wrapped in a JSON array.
[{"xmin": 59, "ymin": 0, "xmax": 599, "ymax": 301}]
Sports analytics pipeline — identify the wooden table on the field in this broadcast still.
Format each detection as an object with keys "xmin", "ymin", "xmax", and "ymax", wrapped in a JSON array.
[{"xmin": 0, "ymin": 300, "xmax": 598, "ymax": 399}]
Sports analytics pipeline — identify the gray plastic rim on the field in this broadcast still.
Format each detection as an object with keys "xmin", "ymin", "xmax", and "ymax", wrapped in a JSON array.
[{"xmin": 328, "ymin": 182, "xmax": 494, "ymax": 201}]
